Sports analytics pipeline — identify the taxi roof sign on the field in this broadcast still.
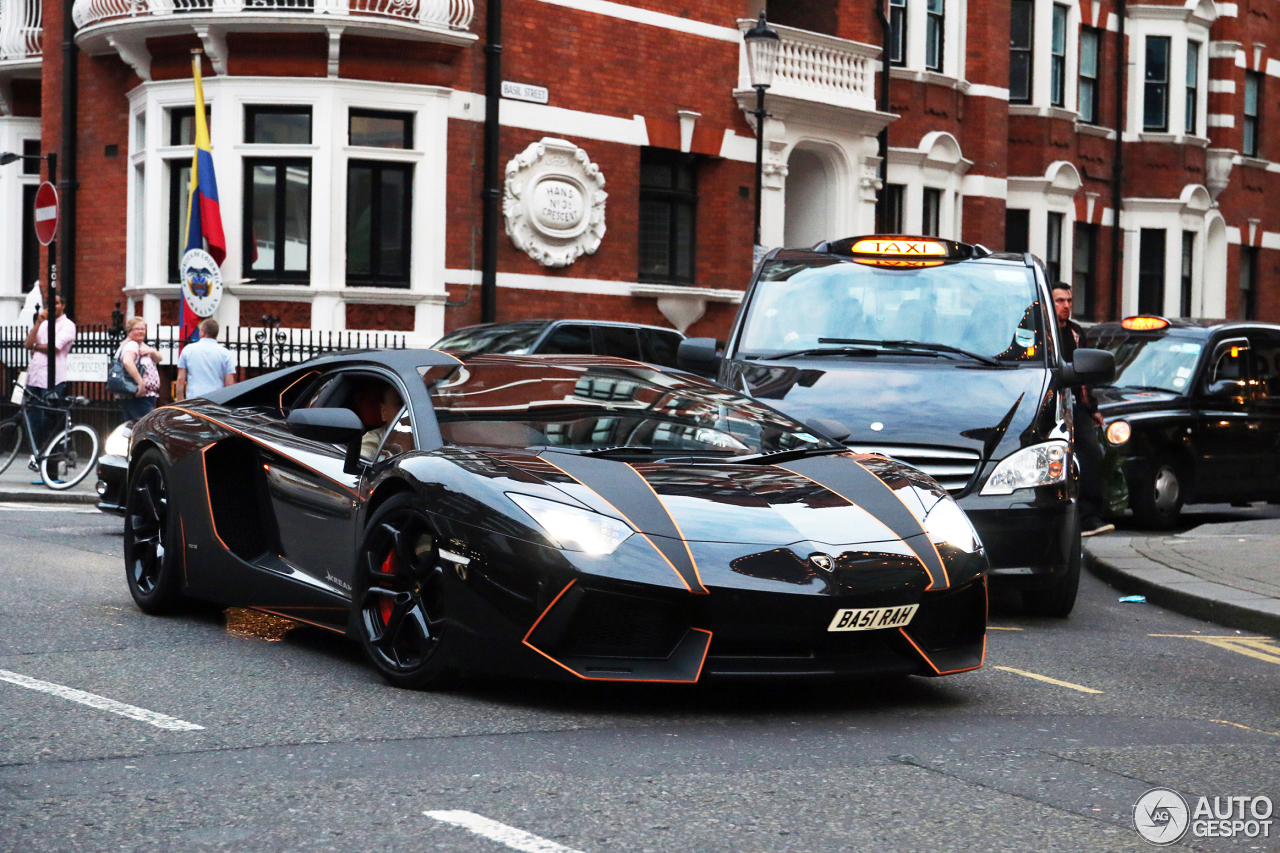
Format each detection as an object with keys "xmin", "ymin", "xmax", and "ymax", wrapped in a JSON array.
[
  {"xmin": 820, "ymin": 235, "xmax": 977, "ymax": 267},
  {"xmin": 1121, "ymin": 316, "xmax": 1170, "ymax": 331}
]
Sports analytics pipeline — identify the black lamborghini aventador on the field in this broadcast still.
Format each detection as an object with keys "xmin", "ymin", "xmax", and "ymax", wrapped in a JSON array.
[{"xmin": 123, "ymin": 349, "xmax": 988, "ymax": 688}]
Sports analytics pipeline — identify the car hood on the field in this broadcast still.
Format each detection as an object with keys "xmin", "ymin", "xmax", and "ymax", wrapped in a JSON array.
[
  {"xmin": 1094, "ymin": 385, "xmax": 1185, "ymax": 415},
  {"xmin": 723, "ymin": 358, "xmax": 1050, "ymax": 458},
  {"xmin": 498, "ymin": 449, "xmax": 948, "ymax": 550}
]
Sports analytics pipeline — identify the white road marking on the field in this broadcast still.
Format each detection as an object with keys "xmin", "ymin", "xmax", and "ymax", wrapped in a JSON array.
[
  {"xmin": 425, "ymin": 810, "xmax": 587, "ymax": 853},
  {"xmin": 0, "ymin": 669, "xmax": 204, "ymax": 731},
  {"xmin": 0, "ymin": 503, "xmax": 102, "ymax": 513}
]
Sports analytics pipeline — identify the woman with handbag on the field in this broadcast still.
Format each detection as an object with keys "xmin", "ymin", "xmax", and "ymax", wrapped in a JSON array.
[{"xmin": 116, "ymin": 317, "xmax": 163, "ymax": 421}]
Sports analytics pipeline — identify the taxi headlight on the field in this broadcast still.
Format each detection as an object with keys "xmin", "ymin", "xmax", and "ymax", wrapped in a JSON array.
[
  {"xmin": 507, "ymin": 493, "xmax": 633, "ymax": 555},
  {"xmin": 923, "ymin": 497, "xmax": 981, "ymax": 553},
  {"xmin": 1105, "ymin": 420, "xmax": 1131, "ymax": 446},
  {"xmin": 980, "ymin": 440, "xmax": 1069, "ymax": 495},
  {"xmin": 103, "ymin": 421, "xmax": 133, "ymax": 459}
]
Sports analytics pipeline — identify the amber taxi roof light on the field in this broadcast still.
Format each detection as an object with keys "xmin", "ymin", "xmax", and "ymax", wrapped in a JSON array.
[
  {"xmin": 824, "ymin": 235, "xmax": 975, "ymax": 268},
  {"xmin": 1121, "ymin": 316, "xmax": 1170, "ymax": 331}
]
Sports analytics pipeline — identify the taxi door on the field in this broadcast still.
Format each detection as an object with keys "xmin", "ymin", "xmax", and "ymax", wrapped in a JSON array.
[
  {"xmin": 1192, "ymin": 337, "xmax": 1264, "ymax": 500},
  {"xmin": 1243, "ymin": 331, "xmax": 1280, "ymax": 498}
]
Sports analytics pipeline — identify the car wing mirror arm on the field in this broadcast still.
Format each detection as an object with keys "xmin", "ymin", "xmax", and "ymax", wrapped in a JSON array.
[{"xmin": 343, "ymin": 440, "xmax": 364, "ymax": 476}]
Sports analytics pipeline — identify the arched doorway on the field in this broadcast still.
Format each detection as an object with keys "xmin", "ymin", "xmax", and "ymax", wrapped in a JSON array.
[
  {"xmin": 784, "ymin": 147, "xmax": 832, "ymax": 249},
  {"xmin": 1203, "ymin": 213, "xmax": 1227, "ymax": 317}
]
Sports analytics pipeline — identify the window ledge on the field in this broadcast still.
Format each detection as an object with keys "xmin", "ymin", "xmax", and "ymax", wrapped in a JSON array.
[
  {"xmin": 1238, "ymin": 155, "xmax": 1270, "ymax": 169},
  {"xmin": 1007, "ymin": 104, "xmax": 1078, "ymax": 120},
  {"xmin": 1075, "ymin": 123, "xmax": 1116, "ymax": 139},
  {"xmin": 889, "ymin": 67, "xmax": 967, "ymax": 90},
  {"xmin": 1138, "ymin": 132, "xmax": 1210, "ymax": 147},
  {"xmin": 630, "ymin": 284, "xmax": 744, "ymax": 304}
]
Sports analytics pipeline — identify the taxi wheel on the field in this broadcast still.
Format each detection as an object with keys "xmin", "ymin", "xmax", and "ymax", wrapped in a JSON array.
[
  {"xmin": 352, "ymin": 493, "xmax": 457, "ymax": 690},
  {"xmin": 1133, "ymin": 458, "xmax": 1183, "ymax": 530},
  {"xmin": 124, "ymin": 449, "xmax": 183, "ymax": 614},
  {"xmin": 1023, "ymin": 529, "xmax": 1081, "ymax": 618}
]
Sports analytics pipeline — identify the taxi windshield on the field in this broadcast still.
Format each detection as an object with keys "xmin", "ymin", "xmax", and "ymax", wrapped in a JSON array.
[
  {"xmin": 422, "ymin": 358, "xmax": 836, "ymax": 457},
  {"xmin": 737, "ymin": 258, "xmax": 1045, "ymax": 363},
  {"xmin": 1095, "ymin": 335, "xmax": 1204, "ymax": 394}
]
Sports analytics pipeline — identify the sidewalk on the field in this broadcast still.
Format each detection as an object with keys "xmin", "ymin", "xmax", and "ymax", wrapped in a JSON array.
[
  {"xmin": 0, "ymin": 453, "xmax": 99, "ymax": 504},
  {"xmin": 1085, "ymin": 519, "xmax": 1280, "ymax": 636}
]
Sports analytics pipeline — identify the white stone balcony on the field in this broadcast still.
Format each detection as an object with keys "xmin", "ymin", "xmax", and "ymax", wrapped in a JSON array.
[
  {"xmin": 0, "ymin": 0, "xmax": 41, "ymax": 65},
  {"xmin": 736, "ymin": 20, "xmax": 881, "ymax": 116},
  {"xmin": 73, "ymin": 0, "xmax": 475, "ymax": 77}
]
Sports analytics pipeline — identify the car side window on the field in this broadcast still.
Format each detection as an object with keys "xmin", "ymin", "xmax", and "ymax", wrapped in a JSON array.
[
  {"xmin": 299, "ymin": 373, "xmax": 345, "ymax": 410},
  {"xmin": 599, "ymin": 326, "xmax": 641, "ymax": 360},
  {"xmin": 540, "ymin": 324, "xmax": 593, "ymax": 354},
  {"xmin": 1247, "ymin": 334, "xmax": 1280, "ymax": 399},
  {"xmin": 1207, "ymin": 340, "xmax": 1249, "ymax": 385},
  {"xmin": 372, "ymin": 405, "xmax": 415, "ymax": 461},
  {"xmin": 639, "ymin": 329, "xmax": 681, "ymax": 367}
]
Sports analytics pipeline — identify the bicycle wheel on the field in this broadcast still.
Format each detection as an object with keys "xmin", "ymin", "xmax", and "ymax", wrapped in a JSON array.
[
  {"xmin": 0, "ymin": 417, "xmax": 22, "ymax": 475},
  {"xmin": 40, "ymin": 424, "xmax": 100, "ymax": 490}
]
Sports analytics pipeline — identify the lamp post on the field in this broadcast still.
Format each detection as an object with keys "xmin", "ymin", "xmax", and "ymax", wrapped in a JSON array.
[{"xmin": 744, "ymin": 12, "xmax": 780, "ymax": 256}]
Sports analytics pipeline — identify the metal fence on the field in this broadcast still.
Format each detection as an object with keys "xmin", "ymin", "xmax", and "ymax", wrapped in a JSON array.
[{"xmin": 0, "ymin": 322, "xmax": 407, "ymax": 438}]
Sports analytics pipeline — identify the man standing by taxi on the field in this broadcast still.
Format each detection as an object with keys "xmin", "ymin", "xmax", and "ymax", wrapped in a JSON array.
[
  {"xmin": 23, "ymin": 293, "xmax": 76, "ymax": 463},
  {"xmin": 1052, "ymin": 282, "xmax": 1113, "ymax": 536},
  {"xmin": 175, "ymin": 318, "xmax": 236, "ymax": 400}
]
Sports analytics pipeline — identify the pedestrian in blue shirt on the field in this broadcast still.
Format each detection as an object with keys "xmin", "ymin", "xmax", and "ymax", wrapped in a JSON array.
[{"xmin": 176, "ymin": 318, "xmax": 236, "ymax": 401}]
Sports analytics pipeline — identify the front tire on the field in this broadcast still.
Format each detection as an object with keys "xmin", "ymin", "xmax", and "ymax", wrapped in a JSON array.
[
  {"xmin": 124, "ymin": 449, "xmax": 183, "ymax": 613},
  {"xmin": 353, "ymin": 493, "xmax": 455, "ymax": 689},
  {"xmin": 1022, "ymin": 528, "xmax": 1081, "ymax": 618},
  {"xmin": 40, "ymin": 424, "xmax": 99, "ymax": 489},
  {"xmin": 1132, "ymin": 457, "xmax": 1183, "ymax": 530}
]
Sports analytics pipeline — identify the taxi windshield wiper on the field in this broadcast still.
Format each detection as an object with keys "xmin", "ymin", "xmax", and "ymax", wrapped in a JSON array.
[
  {"xmin": 745, "ymin": 345, "xmax": 878, "ymax": 360},
  {"xmin": 819, "ymin": 338, "xmax": 1004, "ymax": 367}
]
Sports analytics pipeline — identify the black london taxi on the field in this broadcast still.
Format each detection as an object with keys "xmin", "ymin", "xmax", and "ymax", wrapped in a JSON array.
[
  {"xmin": 1086, "ymin": 315, "xmax": 1280, "ymax": 528},
  {"xmin": 679, "ymin": 236, "xmax": 1114, "ymax": 617}
]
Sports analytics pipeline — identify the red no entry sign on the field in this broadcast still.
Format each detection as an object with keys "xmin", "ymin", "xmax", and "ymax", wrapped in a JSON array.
[{"xmin": 34, "ymin": 182, "xmax": 58, "ymax": 246}]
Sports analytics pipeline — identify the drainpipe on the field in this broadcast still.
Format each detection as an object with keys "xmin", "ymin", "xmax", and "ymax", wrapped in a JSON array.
[
  {"xmin": 479, "ymin": 0, "xmax": 502, "ymax": 323},
  {"xmin": 1108, "ymin": 0, "xmax": 1125, "ymax": 322},
  {"xmin": 875, "ymin": 2, "xmax": 890, "ymax": 232},
  {"xmin": 59, "ymin": 0, "xmax": 77, "ymax": 317}
]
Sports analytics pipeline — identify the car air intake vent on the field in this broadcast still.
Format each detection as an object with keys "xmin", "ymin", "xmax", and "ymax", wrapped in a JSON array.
[
  {"xmin": 845, "ymin": 443, "xmax": 980, "ymax": 494},
  {"xmin": 557, "ymin": 590, "xmax": 689, "ymax": 659}
]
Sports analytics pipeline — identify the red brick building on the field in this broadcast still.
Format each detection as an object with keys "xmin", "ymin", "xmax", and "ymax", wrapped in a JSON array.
[{"xmin": 0, "ymin": 0, "xmax": 1271, "ymax": 339}]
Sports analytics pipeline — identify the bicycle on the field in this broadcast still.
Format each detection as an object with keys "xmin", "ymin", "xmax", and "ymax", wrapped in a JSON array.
[{"xmin": 0, "ymin": 383, "xmax": 101, "ymax": 490}]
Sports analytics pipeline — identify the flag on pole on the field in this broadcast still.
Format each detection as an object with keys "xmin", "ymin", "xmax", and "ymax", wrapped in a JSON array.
[{"xmin": 180, "ymin": 51, "xmax": 225, "ymax": 344}]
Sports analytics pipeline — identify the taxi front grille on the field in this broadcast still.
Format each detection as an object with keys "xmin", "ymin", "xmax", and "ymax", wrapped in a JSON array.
[{"xmin": 846, "ymin": 443, "xmax": 981, "ymax": 494}]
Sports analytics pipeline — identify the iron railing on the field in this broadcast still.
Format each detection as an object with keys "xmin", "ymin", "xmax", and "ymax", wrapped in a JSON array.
[
  {"xmin": 72, "ymin": 0, "xmax": 472, "ymax": 31},
  {"xmin": 0, "ymin": 321, "xmax": 407, "ymax": 437}
]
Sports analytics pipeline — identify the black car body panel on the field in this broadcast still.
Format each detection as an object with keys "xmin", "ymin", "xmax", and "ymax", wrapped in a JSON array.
[{"xmin": 125, "ymin": 350, "xmax": 987, "ymax": 683}]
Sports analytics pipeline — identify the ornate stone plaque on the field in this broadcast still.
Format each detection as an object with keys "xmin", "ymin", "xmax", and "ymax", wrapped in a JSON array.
[{"xmin": 504, "ymin": 138, "xmax": 607, "ymax": 267}]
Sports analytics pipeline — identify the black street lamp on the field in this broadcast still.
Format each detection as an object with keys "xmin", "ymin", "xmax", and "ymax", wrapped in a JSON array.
[{"xmin": 744, "ymin": 12, "xmax": 780, "ymax": 253}]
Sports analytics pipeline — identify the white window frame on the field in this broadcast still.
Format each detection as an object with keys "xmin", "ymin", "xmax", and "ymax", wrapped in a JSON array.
[
  {"xmin": 891, "ymin": 0, "xmax": 965, "ymax": 81},
  {"xmin": 1008, "ymin": 0, "xmax": 1081, "ymax": 116},
  {"xmin": 1124, "ymin": 3, "xmax": 1215, "ymax": 143},
  {"xmin": 885, "ymin": 132, "xmax": 970, "ymax": 240},
  {"xmin": 1119, "ymin": 186, "xmax": 1216, "ymax": 318}
]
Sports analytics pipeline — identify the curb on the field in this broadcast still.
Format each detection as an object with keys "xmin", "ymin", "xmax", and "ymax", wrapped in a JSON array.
[
  {"xmin": 0, "ymin": 490, "xmax": 99, "ymax": 505},
  {"xmin": 1084, "ymin": 547, "xmax": 1280, "ymax": 636}
]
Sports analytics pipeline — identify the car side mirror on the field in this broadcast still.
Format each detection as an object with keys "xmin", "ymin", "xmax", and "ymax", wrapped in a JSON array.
[
  {"xmin": 1204, "ymin": 378, "xmax": 1246, "ymax": 399},
  {"xmin": 805, "ymin": 417, "xmax": 851, "ymax": 443},
  {"xmin": 1059, "ymin": 348, "xmax": 1115, "ymax": 387},
  {"xmin": 286, "ymin": 407, "xmax": 366, "ymax": 444},
  {"xmin": 677, "ymin": 337, "xmax": 721, "ymax": 376}
]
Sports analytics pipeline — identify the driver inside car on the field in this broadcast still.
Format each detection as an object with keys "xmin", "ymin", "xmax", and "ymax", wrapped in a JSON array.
[{"xmin": 359, "ymin": 385, "xmax": 404, "ymax": 460}]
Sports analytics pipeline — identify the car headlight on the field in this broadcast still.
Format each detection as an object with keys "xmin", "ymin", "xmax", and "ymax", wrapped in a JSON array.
[
  {"xmin": 507, "ymin": 493, "xmax": 634, "ymax": 555},
  {"xmin": 923, "ymin": 497, "xmax": 981, "ymax": 553},
  {"xmin": 980, "ymin": 440, "xmax": 1069, "ymax": 495},
  {"xmin": 1105, "ymin": 420, "xmax": 1131, "ymax": 446},
  {"xmin": 104, "ymin": 421, "xmax": 133, "ymax": 459}
]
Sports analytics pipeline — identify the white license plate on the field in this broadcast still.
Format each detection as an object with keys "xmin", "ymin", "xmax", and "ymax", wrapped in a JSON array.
[{"xmin": 827, "ymin": 604, "xmax": 919, "ymax": 632}]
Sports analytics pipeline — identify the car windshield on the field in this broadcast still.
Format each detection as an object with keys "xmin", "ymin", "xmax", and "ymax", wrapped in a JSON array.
[
  {"xmin": 433, "ymin": 323, "xmax": 546, "ymax": 355},
  {"xmin": 736, "ymin": 258, "xmax": 1046, "ymax": 363},
  {"xmin": 422, "ymin": 357, "xmax": 837, "ymax": 456},
  {"xmin": 1095, "ymin": 334, "xmax": 1204, "ymax": 394}
]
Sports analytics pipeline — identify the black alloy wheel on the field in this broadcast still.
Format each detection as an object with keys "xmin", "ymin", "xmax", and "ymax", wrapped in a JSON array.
[
  {"xmin": 353, "ymin": 493, "xmax": 455, "ymax": 689},
  {"xmin": 124, "ymin": 449, "xmax": 183, "ymax": 613},
  {"xmin": 1132, "ymin": 457, "xmax": 1183, "ymax": 530}
]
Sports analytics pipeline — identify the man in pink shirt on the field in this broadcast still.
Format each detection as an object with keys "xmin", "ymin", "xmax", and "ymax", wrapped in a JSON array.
[{"xmin": 23, "ymin": 293, "xmax": 77, "ymax": 453}]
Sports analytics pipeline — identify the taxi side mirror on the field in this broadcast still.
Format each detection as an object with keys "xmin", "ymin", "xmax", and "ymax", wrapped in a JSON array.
[
  {"xmin": 677, "ymin": 337, "xmax": 721, "ymax": 376},
  {"xmin": 1204, "ymin": 379, "xmax": 1245, "ymax": 398},
  {"xmin": 1059, "ymin": 348, "xmax": 1115, "ymax": 387}
]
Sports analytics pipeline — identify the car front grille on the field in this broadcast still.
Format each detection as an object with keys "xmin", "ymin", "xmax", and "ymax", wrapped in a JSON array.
[{"xmin": 845, "ymin": 443, "xmax": 981, "ymax": 494}]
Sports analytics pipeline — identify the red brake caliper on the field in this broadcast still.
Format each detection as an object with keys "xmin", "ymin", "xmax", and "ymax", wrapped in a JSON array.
[{"xmin": 378, "ymin": 550, "xmax": 395, "ymax": 624}]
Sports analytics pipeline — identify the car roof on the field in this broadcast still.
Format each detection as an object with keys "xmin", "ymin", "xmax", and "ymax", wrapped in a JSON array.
[
  {"xmin": 765, "ymin": 246, "xmax": 1032, "ymax": 269},
  {"xmin": 1089, "ymin": 319, "xmax": 1280, "ymax": 336},
  {"xmin": 443, "ymin": 319, "xmax": 685, "ymax": 336}
]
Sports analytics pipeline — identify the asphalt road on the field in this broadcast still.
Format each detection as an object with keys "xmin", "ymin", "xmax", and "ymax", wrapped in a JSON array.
[{"xmin": 1, "ymin": 504, "xmax": 1278, "ymax": 853}]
